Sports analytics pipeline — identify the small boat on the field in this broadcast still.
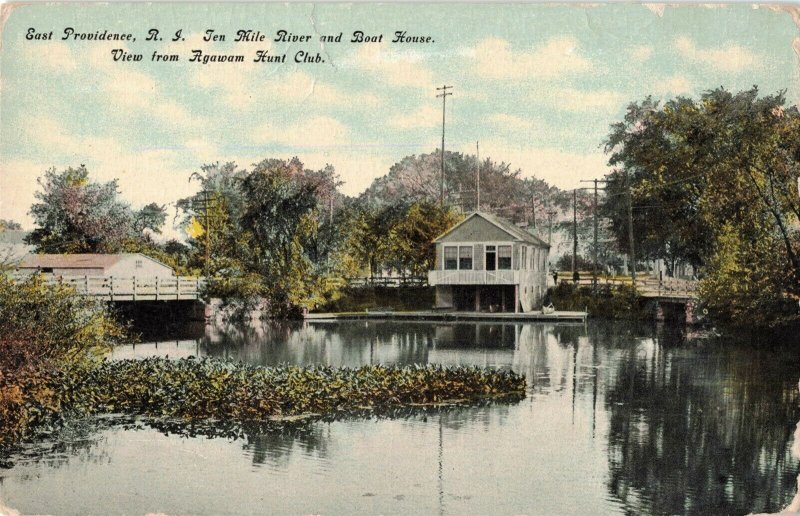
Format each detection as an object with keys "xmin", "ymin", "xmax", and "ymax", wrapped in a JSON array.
[{"xmin": 542, "ymin": 303, "xmax": 555, "ymax": 315}]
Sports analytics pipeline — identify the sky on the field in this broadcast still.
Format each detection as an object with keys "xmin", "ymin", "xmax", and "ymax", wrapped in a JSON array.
[{"xmin": 1, "ymin": 2, "xmax": 798, "ymax": 238}]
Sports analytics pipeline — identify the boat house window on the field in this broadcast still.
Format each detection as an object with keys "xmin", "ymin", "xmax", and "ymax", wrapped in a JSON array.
[
  {"xmin": 485, "ymin": 245, "xmax": 496, "ymax": 271},
  {"xmin": 521, "ymin": 246, "xmax": 527, "ymax": 270},
  {"xmin": 498, "ymin": 245, "xmax": 512, "ymax": 270},
  {"xmin": 444, "ymin": 246, "xmax": 458, "ymax": 270},
  {"xmin": 459, "ymin": 246, "xmax": 473, "ymax": 270}
]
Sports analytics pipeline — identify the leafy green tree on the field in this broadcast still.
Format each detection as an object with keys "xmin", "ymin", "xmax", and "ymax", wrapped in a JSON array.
[
  {"xmin": 604, "ymin": 87, "xmax": 800, "ymax": 325},
  {"xmin": 178, "ymin": 159, "xmax": 346, "ymax": 316},
  {"xmin": 340, "ymin": 202, "xmax": 408, "ymax": 278},
  {"xmin": 389, "ymin": 202, "xmax": 462, "ymax": 276}
]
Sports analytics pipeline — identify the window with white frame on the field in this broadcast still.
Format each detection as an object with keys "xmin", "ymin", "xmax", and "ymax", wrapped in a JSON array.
[
  {"xmin": 459, "ymin": 246, "xmax": 473, "ymax": 270},
  {"xmin": 444, "ymin": 246, "xmax": 458, "ymax": 270},
  {"xmin": 521, "ymin": 246, "xmax": 527, "ymax": 270},
  {"xmin": 498, "ymin": 245, "xmax": 512, "ymax": 270}
]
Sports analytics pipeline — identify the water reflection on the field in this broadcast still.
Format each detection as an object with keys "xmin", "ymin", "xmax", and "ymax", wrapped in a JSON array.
[
  {"xmin": 3, "ymin": 320, "xmax": 799, "ymax": 514},
  {"xmin": 604, "ymin": 330, "xmax": 800, "ymax": 514}
]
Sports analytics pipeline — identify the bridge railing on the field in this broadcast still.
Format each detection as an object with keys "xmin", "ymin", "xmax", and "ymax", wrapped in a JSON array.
[
  {"xmin": 558, "ymin": 275, "xmax": 698, "ymax": 299},
  {"xmin": 11, "ymin": 274, "xmax": 205, "ymax": 301}
]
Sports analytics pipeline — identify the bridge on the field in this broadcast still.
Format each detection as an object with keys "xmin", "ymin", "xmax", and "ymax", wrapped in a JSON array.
[
  {"xmin": 22, "ymin": 275, "xmax": 205, "ymax": 302},
  {"xmin": 562, "ymin": 276, "xmax": 698, "ymax": 300}
]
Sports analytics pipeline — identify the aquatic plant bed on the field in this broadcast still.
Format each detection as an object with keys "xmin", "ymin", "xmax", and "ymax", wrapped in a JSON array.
[{"xmin": 3, "ymin": 358, "xmax": 525, "ymax": 446}]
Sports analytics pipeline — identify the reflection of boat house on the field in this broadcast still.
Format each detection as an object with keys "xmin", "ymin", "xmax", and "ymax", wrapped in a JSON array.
[{"xmin": 428, "ymin": 212, "xmax": 550, "ymax": 313}]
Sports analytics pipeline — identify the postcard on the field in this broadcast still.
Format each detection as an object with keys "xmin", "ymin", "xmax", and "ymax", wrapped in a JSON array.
[{"xmin": 1, "ymin": 2, "xmax": 799, "ymax": 514}]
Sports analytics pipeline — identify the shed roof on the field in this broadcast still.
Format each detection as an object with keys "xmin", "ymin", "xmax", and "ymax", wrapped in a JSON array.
[
  {"xmin": 434, "ymin": 212, "xmax": 550, "ymax": 247},
  {"xmin": 18, "ymin": 253, "xmax": 171, "ymax": 270}
]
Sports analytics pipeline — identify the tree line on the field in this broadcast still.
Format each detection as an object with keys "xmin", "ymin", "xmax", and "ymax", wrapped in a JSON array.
[{"xmin": 11, "ymin": 86, "xmax": 798, "ymax": 326}]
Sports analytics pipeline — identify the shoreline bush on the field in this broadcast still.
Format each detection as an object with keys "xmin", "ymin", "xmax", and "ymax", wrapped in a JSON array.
[
  {"xmin": 547, "ymin": 283, "xmax": 648, "ymax": 319},
  {"xmin": 0, "ymin": 275, "xmax": 126, "ymax": 444}
]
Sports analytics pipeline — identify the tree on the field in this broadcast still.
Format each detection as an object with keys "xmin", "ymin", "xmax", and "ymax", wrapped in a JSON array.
[
  {"xmin": 0, "ymin": 220, "xmax": 22, "ymax": 231},
  {"xmin": 178, "ymin": 158, "xmax": 347, "ymax": 316},
  {"xmin": 604, "ymin": 87, "xmax": 800, "ymax": 325},
  {"xmin": 26, "ymin": 166, "xmax": 165, "ymax": 254},
  {"xmin": 389, "ymin": 202, "xmax": 462, "ymax": 276}
]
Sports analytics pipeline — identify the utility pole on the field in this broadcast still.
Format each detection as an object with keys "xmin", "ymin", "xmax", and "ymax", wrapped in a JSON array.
[
  {"xmin": 626, "ymin": 171, "xmax": 636, "ymax": 287},
  {"xmin": 476, "ymin": 141, "xmax": 480, "ymax": 212},
  {"xmin": 593, "ymin": 180, "xmax": 598, "ymax": 291},
  {"xmin": 436, "ymin": 85, "xmax": 452, "ymax": 206},
  {"xmin": 204, "ymin": 190, "xmax": 210, "ymax": 278},
  {"xmin": 580, "ymin": 179, "xmax": 609, "ymax": 294},
  {"xmin": 572, "ymin": 189, "xmax": 578, "ymax": 282}
]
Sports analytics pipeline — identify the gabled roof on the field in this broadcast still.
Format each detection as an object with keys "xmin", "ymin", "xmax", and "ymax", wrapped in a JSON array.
[
  {"xmin": 18, "ymin": 253, "xmax": 173, "ymax": 270},
  {"xmin": 434, "ymin": 211, "xmax": 550, "ymax": 247}
]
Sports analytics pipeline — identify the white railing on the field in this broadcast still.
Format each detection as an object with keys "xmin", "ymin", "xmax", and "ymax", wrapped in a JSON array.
[
  {"xmin": 346, "ymin": 276, "xmax": 428, "ymax": 288},
  {"xmin": 428, "ymin": 269, "xmax": 519, "ymax": 285},
  {"xmin": 13, "ymin": 274, "xmax": 204, "ymax": 301},
  {"xmin": 557, "ymin": 275, "xmax": 698, "ymax": 299}
]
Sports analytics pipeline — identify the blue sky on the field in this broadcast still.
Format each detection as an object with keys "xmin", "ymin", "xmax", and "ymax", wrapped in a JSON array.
[{"xmin": 1, "ymin": 3, "xmax": 798, "ymax": 238}]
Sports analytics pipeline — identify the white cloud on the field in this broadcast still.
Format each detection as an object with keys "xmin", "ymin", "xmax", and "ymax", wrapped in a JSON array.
[
  {"xmin": 23, "ymin": 41, "xmax": 77, "ymax": 72},
  {"xmin": 674, "ymin": 36, "xmax": 759, "ymax": 72},
  {"xmin": 643, "ymin": 4, "xmax": 666, "ymax": 17},
  {"xmin": 488, "ymin": 113, "xmax": 541, "ymax": 133},
  {"xmin": 252, "ymin": 116, "xmax": 349, "ymax": 147},
  {"xmin": 388, "ymin": 105, "xmax": 442, "ymax": 129},
  {"xmin": 469, "ymin": 37, "xmax": 592, "ymax": 80},
  {"xmin": 194, "ymin": 63, "xmax": 369, "ymax": 110},
  {"xmin": 654, "ymin": 75, "xmax": 693, "ymax": 96},
  {"xmin": 81, "ymin": 41, "xmax": 207, "ymax": 129},
  {"xmin": 348, "ymin": 44, "xmax": 435, "ymax": 89},
  {"xmin": 473, "ymin": 139, "xmax": 610, "ymax": 189},
  {"xmin": 630, "ymin": 45, "xmax": 654, "ymax": 62},
  {"xmin": 544, "ymin": 88, "xmax": 625, "ymax": 113},
  {"xmin": 0, "ymin": 159, "xmax": 44, "ymax": 228}
]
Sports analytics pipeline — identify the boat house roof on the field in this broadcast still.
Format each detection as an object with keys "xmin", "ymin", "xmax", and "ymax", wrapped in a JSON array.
[{"xmin": 434, "ymin": 212, "xmax": 550, "ymax": 247}]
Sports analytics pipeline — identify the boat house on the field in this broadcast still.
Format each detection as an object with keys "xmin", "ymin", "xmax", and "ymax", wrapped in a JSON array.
[
  {"xmin": 428, "ymin": 212, "xmax": 550, "ymax": 313},
  {"xmin": 17, "ymin": 253, "xmax": 175, "ymax": 278}
]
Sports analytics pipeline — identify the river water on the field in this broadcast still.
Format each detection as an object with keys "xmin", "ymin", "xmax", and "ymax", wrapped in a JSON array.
[{"xmin": 1, "ymin": 320, "xmax": 798, "ymax": 515}]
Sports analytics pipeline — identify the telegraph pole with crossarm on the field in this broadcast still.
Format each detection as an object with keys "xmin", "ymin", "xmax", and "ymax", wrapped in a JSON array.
[{"xmin": 436, "ymin": 85, "xmax": 452, "ymax": 206}]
